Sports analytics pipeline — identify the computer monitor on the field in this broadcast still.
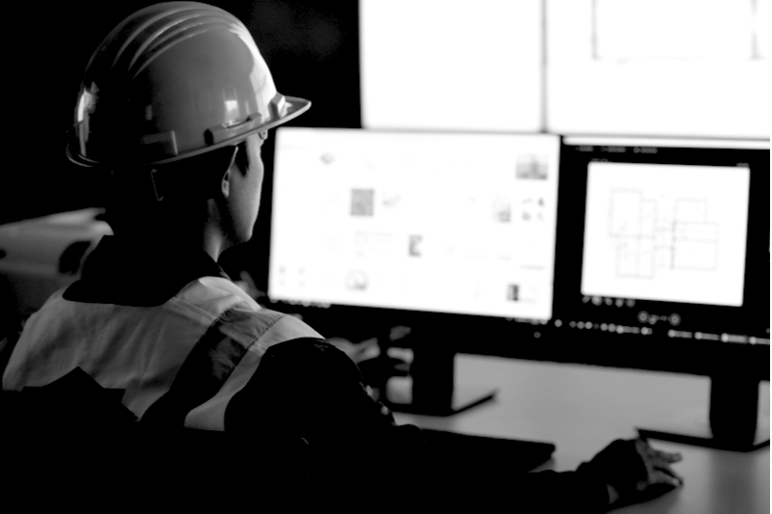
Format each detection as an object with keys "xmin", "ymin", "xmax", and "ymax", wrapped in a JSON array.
[
  {"xmin": 554, "ymin": 136, "xmax": 769, "ymax": 450},
  {"xmin": 268, "ymin": 127, "xmax": 562, "ymax": 413}
]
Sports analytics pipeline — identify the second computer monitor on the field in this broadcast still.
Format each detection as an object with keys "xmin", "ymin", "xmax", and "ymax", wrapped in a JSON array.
[{"xmin": 555, "ymin": 136, "xmax": 770, "ymax": 343}]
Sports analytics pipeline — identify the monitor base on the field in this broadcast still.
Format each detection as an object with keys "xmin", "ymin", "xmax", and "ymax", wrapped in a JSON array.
[
  {"xmin": 637, "ymin": 407, "xmax": 770, "ymax": 452},
  {"xmin": 385, "ymin": 377, "xmax": 498, "ymax": 416}
]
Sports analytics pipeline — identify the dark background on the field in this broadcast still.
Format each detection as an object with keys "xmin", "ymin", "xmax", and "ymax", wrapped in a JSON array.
[{"xmin": 2, "ymin": 0, "xmax": 361, "ymax": 224}]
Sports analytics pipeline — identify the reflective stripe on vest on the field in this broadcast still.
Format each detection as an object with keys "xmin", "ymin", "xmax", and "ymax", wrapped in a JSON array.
[{"xmin": 2, "ymin": 276, "xmax": 322, "ymax": 430}]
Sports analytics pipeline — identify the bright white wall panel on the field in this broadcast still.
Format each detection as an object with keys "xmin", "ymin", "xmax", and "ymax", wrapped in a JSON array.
[
  {"xmin": 360, "ymin": 0, "xmax": 543, "ymax": 132},
  {"xmin": 547, "ymin": 0, "xmax": 770, "ymax": 138}
]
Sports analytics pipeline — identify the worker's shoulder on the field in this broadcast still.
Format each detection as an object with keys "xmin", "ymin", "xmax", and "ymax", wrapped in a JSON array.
[{"xmin": 176, "ymin": 276, "xmax": 324, "ymax": 349}]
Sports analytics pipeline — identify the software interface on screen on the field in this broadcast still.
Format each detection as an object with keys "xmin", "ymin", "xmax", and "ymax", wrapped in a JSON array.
[
  {"xmin": 269, "ymin": 128, "xmax": 561, "ymax": 320},
  {"xmin": 583, "ymin": 162, "xmax": 750, "ymax": 307},
  {"xmin": 579, "ymin": 139, "xmax": 753, "ymax": 308},
  {"xmin": 547, "ymin": 136, "xmax": 770, "ymax": 348}
]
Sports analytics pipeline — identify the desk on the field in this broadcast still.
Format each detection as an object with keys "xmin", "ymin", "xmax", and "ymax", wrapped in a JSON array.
[{"xmin": 392, "ymin": 355, "xmax": 770, "ymax": 514}]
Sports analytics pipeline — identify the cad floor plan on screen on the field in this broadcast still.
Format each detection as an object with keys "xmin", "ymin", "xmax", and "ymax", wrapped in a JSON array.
[
  {"xmin": 581, "ymin": 162, "xmax": 750, "ymax": 307},
  {"xmin": 610, "ymin": 190, "xmax": 722, "ymax": 275}
]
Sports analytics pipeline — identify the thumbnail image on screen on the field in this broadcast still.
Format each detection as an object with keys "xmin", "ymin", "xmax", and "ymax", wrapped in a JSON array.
[{"xmin": 269, "ymin": 128, "xmax": 561, "ymax": 321}]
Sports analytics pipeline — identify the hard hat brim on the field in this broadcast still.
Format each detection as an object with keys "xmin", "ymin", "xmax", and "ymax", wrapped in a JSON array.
[{"xmin": 66, "ymin": 96, "xmax": 311, "ymax": 169}]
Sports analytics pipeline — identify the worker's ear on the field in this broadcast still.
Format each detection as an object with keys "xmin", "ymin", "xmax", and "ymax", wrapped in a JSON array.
[
  {"xmin": 219, "ymin": 145, "xmax": 240, "ymax": 199},
  {"xmin": 221, "ymin": 167, "xmax": 231, "ymax": 199}
]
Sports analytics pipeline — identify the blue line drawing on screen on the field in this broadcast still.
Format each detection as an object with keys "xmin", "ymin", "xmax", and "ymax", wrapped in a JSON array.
[{"xmin": 609, "ymin": 189, "xmax": 719, "ymax": 278}]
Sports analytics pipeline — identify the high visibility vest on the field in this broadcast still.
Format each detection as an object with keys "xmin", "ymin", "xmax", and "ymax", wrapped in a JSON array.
[{"xmin": 2, "ymin": 276, "xmax": 322, "ymax": 430}]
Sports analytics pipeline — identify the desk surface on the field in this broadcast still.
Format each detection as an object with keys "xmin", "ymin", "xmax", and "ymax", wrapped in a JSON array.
[{"xmin": 392, "ymin": 355, "xmax": 770, "ymax": 514}]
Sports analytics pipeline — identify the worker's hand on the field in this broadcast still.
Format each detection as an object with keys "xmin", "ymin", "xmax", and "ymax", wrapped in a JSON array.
[{"xmin": 585, "ymin": 438, "xmax": 683, "ymax": 509}]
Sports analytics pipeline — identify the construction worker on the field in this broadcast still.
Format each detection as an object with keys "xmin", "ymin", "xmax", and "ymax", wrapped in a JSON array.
[{"xmin": 2, "ymin": 2, "xmax": 681, "ymax": 510}]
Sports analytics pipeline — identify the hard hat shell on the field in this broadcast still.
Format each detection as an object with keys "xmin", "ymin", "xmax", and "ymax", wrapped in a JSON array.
[{"xmin": 67, "ymin": 1, "xmax": 311, "ymax": 168}]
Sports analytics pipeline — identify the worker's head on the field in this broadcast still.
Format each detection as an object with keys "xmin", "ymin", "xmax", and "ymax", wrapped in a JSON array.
[{"xmin": 67, "ymin": 2, "xmax": 310, "ymax": 247}]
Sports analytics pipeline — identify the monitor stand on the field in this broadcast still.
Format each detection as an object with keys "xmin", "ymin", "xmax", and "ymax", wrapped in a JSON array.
[
  {"xmin": 381, "ymin": 336, "xmax": 498, "ymax": 417},
  {"xmin": 637, "ymin": 375, "xmax": 770, "ymax": 452}
]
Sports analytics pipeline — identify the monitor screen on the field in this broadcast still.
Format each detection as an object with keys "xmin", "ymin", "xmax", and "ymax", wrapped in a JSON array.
[
  {"xmin": 582, "ymin": 159, "xmax": 749, "ymax": 307},
  {"xmin": 268, "ymin": 128, "xmax": 561, "ymax": 321},
  {"xmin": 555, "ymin": 136, "xmax": 770, "ymax": 343}
]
